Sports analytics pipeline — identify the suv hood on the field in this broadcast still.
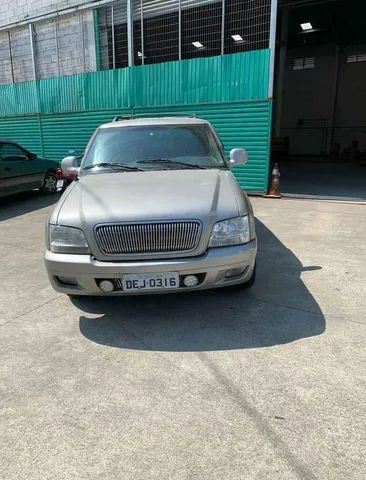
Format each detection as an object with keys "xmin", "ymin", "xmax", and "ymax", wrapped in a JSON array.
[{"xmin": 54, "ymin": 169, "xmax": 248, "ymax": 227}]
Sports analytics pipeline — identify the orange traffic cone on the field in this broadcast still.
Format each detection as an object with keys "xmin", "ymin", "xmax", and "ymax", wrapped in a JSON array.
[{"xmin": 265, "ymin": 162, "xmax": 281, "ymax": 198}]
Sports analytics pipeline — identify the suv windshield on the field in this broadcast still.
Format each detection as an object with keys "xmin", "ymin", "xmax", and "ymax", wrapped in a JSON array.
[{"xmin": 81, "ymin": 124, "xmax": 227, "ymax": 172}]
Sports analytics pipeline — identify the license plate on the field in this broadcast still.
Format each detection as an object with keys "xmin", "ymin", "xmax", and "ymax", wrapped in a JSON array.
[
  {"xmin": 122, "ymin": 272, "xmax": 179, "ymax": 291},
  {"xmin": 56, "ymin": 179, "xmax": 64, "ymax": 188}
]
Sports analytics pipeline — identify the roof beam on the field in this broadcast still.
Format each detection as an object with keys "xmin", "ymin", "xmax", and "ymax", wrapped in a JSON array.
[{"xmin": 281, "ymin": 0, "xmax": 340, "ymax": 9}]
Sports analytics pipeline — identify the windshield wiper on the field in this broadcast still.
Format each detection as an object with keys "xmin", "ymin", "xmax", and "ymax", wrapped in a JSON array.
[
  {"xmin": 137, "ymin": 158, "xmax": 207, "ymax": 169},
  {"xmin": 82, "ymin": 162, "xmax": 144, "ymax": 172}
]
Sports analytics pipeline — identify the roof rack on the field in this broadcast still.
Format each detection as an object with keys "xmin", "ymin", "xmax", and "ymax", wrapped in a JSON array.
[{"xmin": 112, "ymin": 112, "xmax": 197, "ymax": 122}]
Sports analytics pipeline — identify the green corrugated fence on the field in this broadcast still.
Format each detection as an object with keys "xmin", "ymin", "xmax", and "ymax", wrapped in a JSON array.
[
  {"xmin": 0, "ymin": 51, "xmax": 270, "ymax": 116},
  {"xmin": 0, "ymin": 101, "xmax": 271, "ymax": 192},
  {"xmin": 0, "ymin": 51, "xmax": 272, "ymax": 192}
]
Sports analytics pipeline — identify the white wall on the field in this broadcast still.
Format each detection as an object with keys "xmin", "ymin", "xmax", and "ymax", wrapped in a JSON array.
[
  {"xmin": 0, "ymin": 8, "xmax": 96, "ymax": 83},
  {"xmin": 0, "ymin": 1, "xmax": 98, "ymax": 28},
  {"xmin": 280, "ymin": 44, "xmax": 366, "ymax": 155}
]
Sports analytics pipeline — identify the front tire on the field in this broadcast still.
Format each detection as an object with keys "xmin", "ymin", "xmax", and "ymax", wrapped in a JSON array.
[{"xmin": 42, "ymin": 172, "xmax": 57, "ymax": 194}]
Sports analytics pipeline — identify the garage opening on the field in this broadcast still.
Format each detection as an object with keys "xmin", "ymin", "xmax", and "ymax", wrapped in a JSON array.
[{"xmin": 272, "ymin": 0, "xmax": 366, "ymax": 200}]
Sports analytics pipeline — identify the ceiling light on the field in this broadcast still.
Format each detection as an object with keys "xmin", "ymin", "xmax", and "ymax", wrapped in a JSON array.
[
  {"xmin": 192, "ymin": 41, "xmax": 204, "ymax": 49},
  {"xmin": 300, "ymin": 22, "xmax": 313, "ymax": 31},
  {"xmin": 231, "ymin": 34, "xmax": 243, "ymax": 42}
]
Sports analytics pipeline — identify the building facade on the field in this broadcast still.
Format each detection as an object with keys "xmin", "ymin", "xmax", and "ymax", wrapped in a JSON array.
[{"xmin": 0, "ymin": 0, "xmax": 277, "ymax": 192}]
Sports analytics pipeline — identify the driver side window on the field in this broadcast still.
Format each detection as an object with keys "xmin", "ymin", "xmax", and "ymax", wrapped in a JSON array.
[{"xmin": 0, "ymin": 143, "xmax": 28, "ymax": 162}]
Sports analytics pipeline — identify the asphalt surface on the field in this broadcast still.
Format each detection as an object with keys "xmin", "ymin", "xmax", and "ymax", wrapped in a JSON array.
[{"xmin": 0, "ymin": 191, "xmax": 365, "ymax": 480}]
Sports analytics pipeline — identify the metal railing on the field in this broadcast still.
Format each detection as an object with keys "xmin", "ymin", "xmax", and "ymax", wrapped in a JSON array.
[{"xmin": 0, "ymin": 0, "xmax": 271, "ymax": 84}]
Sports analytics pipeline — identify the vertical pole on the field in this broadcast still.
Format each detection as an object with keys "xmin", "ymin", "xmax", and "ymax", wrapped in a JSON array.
[
  {"xmin": 140, "ymin": 0, "xmax": 144, "ymax": 65},
  {"xmin": 274, "ymin": 6, "xmax": 288, "ymax": 137},
  {"xmin": 221, "ymin": 0, "xmax": 225, "ymax": 55},
  {"xmin": 329, "ymin": 45, "xmax": 340, "ymax": 155},
  {"xmin": 29, "ymin": 23, "xmax": 37, "ymax": 80},
  {"xmin": 38, "ymin": 115, "xmax": 45, "ymax": 157},
  {"xmin": 29, "ymin": 23, "xmax": 40, "ymax": 114},
  {"xmin": 55, "ymin": 18, "xmax": 60, "ymax": 76},
  {"xmin": 111, "ymin": 5, "xmax": 116, "ymax": 69},
  {"xmin": 269, "ymin": 0, "xmax": 279, "ymax": 99},
  {"xmin": 80, "ymin": 13, "xmax": 86, "ymax": 72},
  {"xmin": 7, "ymin": 31, "xmax": 14, "ymax": 83},
  {"xmin": 93, "ymin": 9, "xmax": 101, "ymax": 71},
  {"xmin": 178, "ymin": 0, "xmax": 182, "ymax": 60},
  {"xmin": 267, "ymin": 0, "xmax": 280, "ymax": 193},
  {"xmin": 127, "ymin": 0, "xmax": 134, "ymax": 66}
]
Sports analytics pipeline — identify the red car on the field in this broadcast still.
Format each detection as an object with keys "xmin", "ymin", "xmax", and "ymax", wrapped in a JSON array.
[
  {"xmin": 55, "ymin": 167, "xmax": 77, "ymax": 191},
  {"xmin": 56, "ymin": 152, "xmax": 82, "ymax": 191}
]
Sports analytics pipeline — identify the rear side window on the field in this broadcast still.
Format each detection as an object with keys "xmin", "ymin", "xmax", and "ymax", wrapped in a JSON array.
[{"xmin": 0, "ymin": 143, "xmax": 28, "ymax": 161}]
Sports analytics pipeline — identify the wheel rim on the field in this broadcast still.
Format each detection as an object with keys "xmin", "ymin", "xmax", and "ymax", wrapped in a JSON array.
[{"xmin": 44, "ymin": 174, "xmax": 57, "ymax": 192}]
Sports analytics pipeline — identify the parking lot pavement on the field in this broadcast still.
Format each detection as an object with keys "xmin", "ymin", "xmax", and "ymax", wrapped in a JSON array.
[{"xmin": 0, "ymin": 192, "xmax": 365, "ymax": 480}]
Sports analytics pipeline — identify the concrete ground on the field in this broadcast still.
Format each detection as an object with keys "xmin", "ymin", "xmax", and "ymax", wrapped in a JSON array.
[
  {"xmin": 0, "ymin": 191, "xmax": 365, "ymax": 480},
  {"xmin": 280, "ymin": 161, "xmax": 366, "ymax": 201}
]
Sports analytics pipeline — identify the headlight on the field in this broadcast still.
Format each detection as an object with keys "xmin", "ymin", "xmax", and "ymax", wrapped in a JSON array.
[
  {"xmin": 209, "ymin": 216, "xmax": 251, "ymax": 247},
  {"xmin": 49, "ymin": 225, "xmax": 90, "ymax": 254}
]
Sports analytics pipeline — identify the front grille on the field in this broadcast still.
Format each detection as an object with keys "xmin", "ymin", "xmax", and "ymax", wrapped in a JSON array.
[
  {"xmin": 95, "ymin": 221, "xmax": 201, "ymax": 255},
  {"xmin": 112, "ymin": 279, "xmax": 124, "ymax": 291}
]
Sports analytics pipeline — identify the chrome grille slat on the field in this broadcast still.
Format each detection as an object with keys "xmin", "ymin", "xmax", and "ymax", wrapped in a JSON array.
[{"xmin": 95, "ymin": 221, "xmax": 201, "ymax": 255}]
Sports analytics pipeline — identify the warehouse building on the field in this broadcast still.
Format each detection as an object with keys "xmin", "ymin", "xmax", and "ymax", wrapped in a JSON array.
[
  {"xmin": 0, "ymin": 0, "xmax": 365, "ymax": 197},
  {"xmin": 275, "ymin": 0, "xmax": 366, "ymax": 199}
]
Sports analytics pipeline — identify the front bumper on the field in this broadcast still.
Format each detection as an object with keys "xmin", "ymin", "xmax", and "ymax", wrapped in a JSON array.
[{"xmin": 44, "ymin": 240, "xmax": 257, "ymax": 295}]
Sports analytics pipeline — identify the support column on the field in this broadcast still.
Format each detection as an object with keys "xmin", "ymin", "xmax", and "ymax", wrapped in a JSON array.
[
  {"xmin": 7, "ymin": 31, "xmax": 14, "ymax": 83},
  {"xmin": 274, "ymin": 6, "xmax": 289, "ymax": 137},
  {"xmin": 29, "ymin": 22, "xmax": 40, "ymax": 113},
  {"xmin": 80, "ymin": 13, "xmax": 86, "ymax": 72},
  {"xmin": 178, "ymin": 0, "xmax": 182, "ymax": 60},
  {"xmin": 111, "ymin": 4, "xmax": 116, "ymax": 68},
  {"xmin": 221, "ymin": 0, "xmax": 225, "ymax": 55},
  {"xmin": 55, "ymin": 18, "xmax": 60, "ymax": 76},
  {"xmin": 329, "ymin": 45, "xmax": 340, "ymax": 154},
  {"xmin": 140, "ymin": 0, "xmax": 144, "ymax": 65},
  {"xmin": 127, "ymin": 0, "xmax": 134, "ymax": 66},
  {"xmin": 29, "ymin": 23, "xmax": 37, "ymax": 80},
  {"xmin": 268, "ymin": 0, "xmax": 279, "ymax": 98}
]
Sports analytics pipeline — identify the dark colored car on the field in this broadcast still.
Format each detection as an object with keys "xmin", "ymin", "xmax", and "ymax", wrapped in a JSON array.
[{"xmin": 0, "ymin": 140, "xmax": 60, "ymax": 198}]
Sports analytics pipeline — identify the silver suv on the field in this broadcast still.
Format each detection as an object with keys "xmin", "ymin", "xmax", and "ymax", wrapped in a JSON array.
[{"xmin": 45, "ymin": 117, "xmax": 257, "ymax": 295}]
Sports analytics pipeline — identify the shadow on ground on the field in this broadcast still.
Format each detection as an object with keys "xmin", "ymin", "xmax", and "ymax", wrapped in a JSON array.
[
  {"xmin": 77, "ymin": 220, "xmax": 325, "ymax": 351},
  {"xmin": 0, "ymin": 191, "xmax": 60, "ymax": 222}
]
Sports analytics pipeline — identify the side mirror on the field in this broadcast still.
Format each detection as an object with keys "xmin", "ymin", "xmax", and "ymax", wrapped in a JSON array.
[
  {"xmin": 229, "ymin": 148, "xmax": 248, "ymax": 167},
  {"xmin": 61, "ymin": 156, "xmax": 80, "ymax": 176},
  {"xmin": 28, "ymin": 152, "xmax": 37, "ymax": 160}
]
